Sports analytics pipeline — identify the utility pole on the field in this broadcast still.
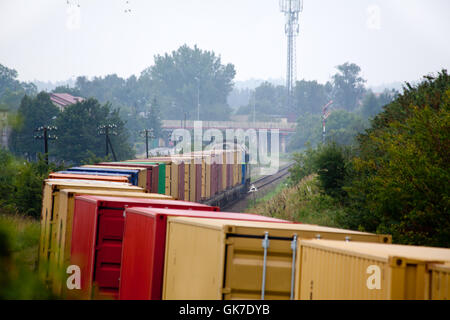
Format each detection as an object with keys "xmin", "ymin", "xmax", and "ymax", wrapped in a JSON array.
[
  {"xmin": 140, "ymin": 128, "xmax": 154, "ymax": 159},
  {"xmin": 98, "ymin": 124, "xmax": 118, "ymax": 161},
  {"xmin": 34, "ymin": 125, "xmax": 57, "ymax": 165}
]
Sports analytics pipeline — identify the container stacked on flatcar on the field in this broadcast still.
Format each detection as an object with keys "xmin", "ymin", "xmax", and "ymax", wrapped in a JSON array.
[
  {"xmin": 295, "ymin": 239, "xmax": 450, "ymax": 300},
  {"xmin": 37, "ymin": 147, "xmax": 450, "ymax": 301}
]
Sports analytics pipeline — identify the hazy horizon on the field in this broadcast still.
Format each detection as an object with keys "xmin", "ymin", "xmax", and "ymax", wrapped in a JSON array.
[{"xmin": 1, "ymin": 0, "xmax": 449, "ymax": 87}]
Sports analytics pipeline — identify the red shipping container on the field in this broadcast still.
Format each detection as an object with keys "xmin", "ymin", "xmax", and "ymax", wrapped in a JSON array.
[
  {"xmin": 95, "ymin": 162, "xmax": 159, "ymax": 193},
  {"xmin": 70, "ymin": 195, "xmax": 219, "ymax": 300},
  {"xmin": 119, "ymin": 207, "xmax": 291, "ymax": 300}
]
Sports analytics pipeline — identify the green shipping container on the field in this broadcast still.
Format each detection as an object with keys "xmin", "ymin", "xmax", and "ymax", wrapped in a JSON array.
[{"xmin": 124, "ymin": 161, "xmax": 166, "ymax": 195}]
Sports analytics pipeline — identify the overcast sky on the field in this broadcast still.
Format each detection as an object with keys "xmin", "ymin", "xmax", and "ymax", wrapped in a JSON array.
[{"xmin": 0, "ymin": 0, "xmax": 449, "ymax": 86}]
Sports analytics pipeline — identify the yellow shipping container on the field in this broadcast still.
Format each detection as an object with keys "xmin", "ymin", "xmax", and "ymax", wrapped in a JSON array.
[
  {"xmin": 428, "ymin": 263, "xmax": 450, "ymax": 300},
  {"xmin": 296, "ymin": 239, "xmax": 450, "ymax": 300},
  {"xmin": 201, "ymin": 157, "xmax": 206, "ymax": 199},
  {"xmin": 171, "ymin": 161, "xmax": 179, "ymax": 199},
  {"xmin": 189, "ymin": 162, "xmax": 196, "ymax": 202},
  {"xmin": 205, "ymin": 161, "xmax": 211, "ymax": 199},
  {"xmin": 162, "ymin": 217, "xmax": 391, "ymax": 300},
  {"xmin": 222, "ymin": 152, "xmax": 227, "ymax": 190},
  {"xmin": 52, "ymin": 188, "xmax": 171, "ymax": 295}
]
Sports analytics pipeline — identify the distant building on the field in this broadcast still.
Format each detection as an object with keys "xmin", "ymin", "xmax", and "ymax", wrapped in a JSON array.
[{"xmin": 50, "ymin": 93, "xmax": 84, "ymax": 111}]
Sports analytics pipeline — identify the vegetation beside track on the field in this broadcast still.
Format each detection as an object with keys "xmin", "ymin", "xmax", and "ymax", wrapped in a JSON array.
[
  {"xmin": 0, "ymin": 214, "xmax": 53, "ymax": 299},
  {"xmin": 247, "ymin": 175, "xmax": 347, "ymax": 228},
  {"xmin": 253, "ymin": 71, "xmax": 450, "ymax": 247}
]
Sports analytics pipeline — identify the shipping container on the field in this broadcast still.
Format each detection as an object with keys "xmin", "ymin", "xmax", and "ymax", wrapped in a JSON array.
[
  {"xmin": 222, "ymin": 152, "xmax": 227, "ymax": 190},
  {"xmin": 95, "ymin": 162, "xmax": 159, "ymax": 193},
  {"xmin": 66, "ymin": 167, "xmax": 140, "ymax": 186},
  {"xmin": 49, "ymin": 172, "xmax": 129, "ymax": 183},
  {"xmin": 195, "ymin": 162, "xmax": 202, "ymax": 202},
  {"xmin": 70, "ymin": 196, "xmax": 219, "ymax": 300},
  {"xmin": 119, "ymin": 207, "xmax": 290, "ymax": 300},
  {"xmin": 428, "ymin": 263, "xmax": 450, "ymax": 300},
  {"xmin": 296, "ymin": 239, "xmax": 450, "ymax": 300},
  {"xmin": 122, "ymin": 161, "xmax": 167, "ymax": 195},
  {"xmin": 162, "ymin": 217, "xmax": 391, "ymax": 300},
  {"xmin": 82, "ymin": 165, "xmax": 148, "ymax": 190},
  {"xmin": 55, "ymin": 170, "xmax": 132, "ymax": 183},
  {"xmin": 51, "ymin": 189, "xmax": 172, "ymax": 296},
  {"xmin": 38, "ymin": 180, "xmax": 143, "ymax": 287}
]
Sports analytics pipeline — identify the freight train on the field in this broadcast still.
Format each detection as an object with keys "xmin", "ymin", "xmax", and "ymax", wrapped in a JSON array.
[{"xmin": 38, "ymin": 147, "xmax": 450, "ymax": 300}]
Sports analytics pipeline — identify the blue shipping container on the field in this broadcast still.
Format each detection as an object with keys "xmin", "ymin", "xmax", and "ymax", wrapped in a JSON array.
[{"xmin": 66, "ymin": 167, "xmax": 139, "ymax": 186}]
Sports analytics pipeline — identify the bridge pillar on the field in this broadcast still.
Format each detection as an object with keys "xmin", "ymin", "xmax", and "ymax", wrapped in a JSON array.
[{"xmin": 280, "ymin": 134, "xmax": 286, "ymax": 153}]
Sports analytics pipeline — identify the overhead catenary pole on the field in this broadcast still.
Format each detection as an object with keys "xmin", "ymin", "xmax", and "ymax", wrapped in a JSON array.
[
  {"xmin": 34, "ymin": 125, "xmax": 58, "ymax": 165},
  {"xmin": 98, "ymin": 124, "xmax": 118, "ymax": 160},
  {"xmin": 140, "ymin": 128, "xmax": 154, "ymax": 159},
  {"xmin": 34, "ymin": 126, "xmax": 58, "ymax": 165}
]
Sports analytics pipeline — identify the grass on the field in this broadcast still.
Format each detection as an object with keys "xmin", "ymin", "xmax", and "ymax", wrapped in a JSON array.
[
  {"xmin": 0, "ymin": 213, "xmax": 54, "ymax": 299},
  {"xmin": 246, "ymin": 174, "xmax": 347, "ymax": 228}
]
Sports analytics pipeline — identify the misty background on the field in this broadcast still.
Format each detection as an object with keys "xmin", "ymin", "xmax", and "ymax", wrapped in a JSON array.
[{"xmin": 1, "ymin": 0, "xmax": 449, "ymax": 86}]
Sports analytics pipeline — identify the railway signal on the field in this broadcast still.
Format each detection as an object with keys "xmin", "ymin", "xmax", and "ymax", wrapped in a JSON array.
[{"xmin": 34, "ymin": 125, "xmax": 58, "ymax": 165}]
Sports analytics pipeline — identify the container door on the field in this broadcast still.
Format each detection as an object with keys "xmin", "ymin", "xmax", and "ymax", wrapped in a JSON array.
[
  {"xmin": 93, "ymin": 209, "xmax": 124, "ymax": 299},
  {"xmin": 223, "ymin": 234, "xmax": 297, "ymax": 300}
]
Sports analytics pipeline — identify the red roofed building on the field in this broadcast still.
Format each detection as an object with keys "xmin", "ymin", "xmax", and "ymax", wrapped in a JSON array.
[{"xmin": 50, "ymin": 93, "xmax": 84, "ymax": 111}]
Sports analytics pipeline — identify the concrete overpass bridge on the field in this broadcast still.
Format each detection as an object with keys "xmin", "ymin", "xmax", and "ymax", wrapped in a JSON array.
[{"xmin": 161, "ymin": 120, "xmax": 296, "ymax": 152}]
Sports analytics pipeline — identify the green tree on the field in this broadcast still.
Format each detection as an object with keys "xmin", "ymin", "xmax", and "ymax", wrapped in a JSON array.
[
  {"xmin": 9, "ymin": 92, "xmax": 60, "ymax": 160},
  {"xmin": 54, "ymin": 98, "xmax": 134, "ymax": 164},
  {"xmin": 332, "ymin": 62, "xmax": 366, "ymax": 111},
  {"xmin": 141, "ymin": 44, "xmax": 236, "ymax": 120},
  {"xmin": 325, "ymin": 110, "xmax": 366, "ymax": 146},
  {"xmin": 314, "ymin": 143, "xmax": 349, "ymax": 199},
  {"xmin": 345, "ymin": 70, "xmax": 450, "ymax": 246},
  {"xmin": 288, "ymin": 112, "xmax": 322, "ymax": 151},
  {"xmin": 360, "ymin": 89, "xmax": 397, "ymax": 120},
  {"xmin": 293, "ymin": 80, "xmax": 332, "ymax": 116},
  {"xmin": 0, "ymin": 64, "xmax": 37, "ymax": 111}
]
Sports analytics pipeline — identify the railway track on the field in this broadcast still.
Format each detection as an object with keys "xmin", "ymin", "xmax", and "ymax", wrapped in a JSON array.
[
  {"xmin": 221, "ymin": 162, "xmax": 294, "ymax": 211},
  {"xmin": 252, "ymin": 162, "xmax": 294, "ymax": 190}
]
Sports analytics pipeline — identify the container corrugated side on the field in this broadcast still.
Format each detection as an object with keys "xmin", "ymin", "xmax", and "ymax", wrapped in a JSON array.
[
  {"xmin": 70, "ymin": 196, "xmax": 217, "ymax": 299},
  {"xmin": 38, "ymin": 180, "xmax": 144, "ymax": 291},
  {"xmin": 49, "ymin": 172, "xmax": 129, "ymax": 183},
  {"xmin": 429, "ymin": 263, "xmax": 450, "ymax": 300},
  {"xmin": 162, "ymin": 217, "xmax": 391, "ymax": 300},
  {"xmin": 296, "ymin": 239, "xmax": 450, "ymax": 300},
  {"xmin": 53, "ymin": 189, "xmax": 170, "ymax": 296},
  {"xmin": 83, "ymin": 165, "xmax": 148, "ymax": 190}
]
